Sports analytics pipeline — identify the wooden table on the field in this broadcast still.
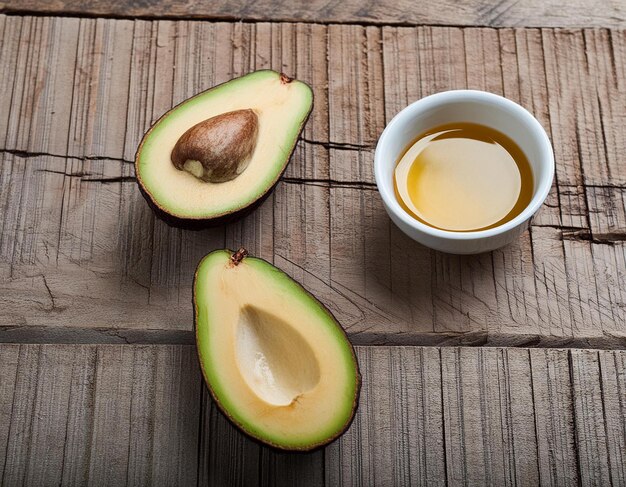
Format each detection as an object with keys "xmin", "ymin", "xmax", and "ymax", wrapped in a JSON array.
[{"xmin": 0, "ymin": 2, "xmax": 625, "ymax": 485}]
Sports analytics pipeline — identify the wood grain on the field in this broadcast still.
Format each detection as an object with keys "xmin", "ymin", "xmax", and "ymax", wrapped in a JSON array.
[
  {"xmin": 441, "ymin": 347, "xmax": 539, "ymax": 484},
  {"xmin": 571, "ymin": 349, "xmax": 626, "ymax": 486},
  {"xmin": 529, "ymin": 348, "xmax": 579, "ymax": 486},
  {"xmin": 1, "ymin": 16, "xmax": 626, "ymax": 348},
  {"xmin": 325, "ymin": 346, "xmax": 446, "ymax": 486},
  {"xmin": 0, "ymin": 344, "xmax": 201, "ymax": 486},
  {"xmin": 2, "ymin": 344, "xmax": 624, "ymax": 485},
  {"xmin": 2, "ymin": 0, "xmax": 626, "ymax": 28},
  {"xmin": 598, "ymin": 350, "xmax": 626, "ymax": 486}
]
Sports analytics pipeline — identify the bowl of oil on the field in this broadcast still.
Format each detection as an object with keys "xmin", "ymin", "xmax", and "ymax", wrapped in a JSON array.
[{"xmin": 374, "ymin": 90, "xmax": 554, "ymax": 254}]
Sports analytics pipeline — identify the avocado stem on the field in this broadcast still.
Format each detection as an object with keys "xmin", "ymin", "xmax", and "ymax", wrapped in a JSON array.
[
  {"xmin": 231, "ymin": 248, "xmax": 249, "ymax": 265},
  {"xmin": 279, "ymin": 73, "xmax": 294, "ymax": 84}
]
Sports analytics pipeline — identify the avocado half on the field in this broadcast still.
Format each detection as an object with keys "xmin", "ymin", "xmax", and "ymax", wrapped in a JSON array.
[
  {"xmin": 135, "ymin": 70, "xmax": 313, "ymax": 226},
  {"xmin": 194, "ymin": 249, "xmax": 361, "ymax": 451}
]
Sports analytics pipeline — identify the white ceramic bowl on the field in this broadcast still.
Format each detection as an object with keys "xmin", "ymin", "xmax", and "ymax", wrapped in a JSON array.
[{"xmin": 374, "ymin": 90, "xmax": 554, "ymax": 254}]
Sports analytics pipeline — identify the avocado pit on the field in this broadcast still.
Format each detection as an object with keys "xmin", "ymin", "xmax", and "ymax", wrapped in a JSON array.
[
  {"xmin": 171, "ymin": 109, "xmax": 259, "ymax": 183},
  {"xmin": 236, "ymin": 305, "xmax": 321, "ymax": 406}
]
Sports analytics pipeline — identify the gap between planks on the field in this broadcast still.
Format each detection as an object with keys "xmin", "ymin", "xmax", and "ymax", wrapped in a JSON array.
[{"xmin": 2, "ymin": 325, "xmax": 626, "ymax": 349}]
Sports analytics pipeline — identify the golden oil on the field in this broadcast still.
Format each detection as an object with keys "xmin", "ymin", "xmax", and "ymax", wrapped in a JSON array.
[{"xmin": 394, "ymin": 122, "xmax": 534, "ymax": 232}]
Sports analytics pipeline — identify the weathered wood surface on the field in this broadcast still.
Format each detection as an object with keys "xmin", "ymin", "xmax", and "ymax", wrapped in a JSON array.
[
  {"xmin": 0, "ymin": 344, "xmax": 201, "ymax": 486},
  {"xmin": 1, "ymin": 16, "xmax": 626, "ymax": 348},
  {"xmin": 1, "ymin": 344, "xmax": 624, "ymax": 485},
  {"xmin": 2, "ymin": 0, "xmax": 626, "ymax": 29}
]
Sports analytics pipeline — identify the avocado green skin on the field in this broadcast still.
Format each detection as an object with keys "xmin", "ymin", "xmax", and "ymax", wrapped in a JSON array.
[
  {"xmin": 137, "ymin": 179, "xmax": 275, "ymax": 230},
  {"xmin": 192, "ymin": 250, "xmax": 362, "ymax": 451},
  {"xmin": 134, "ymin": 70, "xmax": 313, "ymax": 226}
]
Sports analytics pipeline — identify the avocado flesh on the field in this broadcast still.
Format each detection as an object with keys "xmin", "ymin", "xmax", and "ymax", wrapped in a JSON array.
[
  {"xmin": 194, "ymin": 250, "xmax": 360, "ymax": 450},
  {"xmin": 136, "ymin": 70, "xmax": 312, "ymax": 220}
]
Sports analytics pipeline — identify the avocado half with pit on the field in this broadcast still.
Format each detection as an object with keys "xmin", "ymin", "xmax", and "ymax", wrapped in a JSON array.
[
  {"xmin": 135, "ymin": 70, "xmax": 313, "ymax": 225},
  {"xmin": 194, "ymin": 249, "xmax": 360, "ymax": 450}
]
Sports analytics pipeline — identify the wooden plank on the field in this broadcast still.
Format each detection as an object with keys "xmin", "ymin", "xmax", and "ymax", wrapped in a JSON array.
[
  {"xmin": 24, "ymin": 346, "xmax": 85, "ymax": 486},
  {"xmin": 329, "ymin": 186, "xmax": 436, "ymax": 339},
  {"xmin": 0, "ymin": 344, "xmax": 19, "ymax": 480},
  {"xmin": 528, "ymin": 227, "xmax": 575, "ymax": 341},
  {"xmin": 0, "ymin": 344, "xmax": 201, "ymax": 485},
  {"xmin": 586, "ymin": 242, "xmax": 626, "ymax": 342},
  {"xmin": 150, "ymin": 346, "xmax": 202, "ymax": 485},
  {"xmin": 440, "ymin": 347, "xmax": 539, "ymax": 485},
  {"xmin": 587, "ymin": 185, "xmax": 626, "ymax": 238},
  {"xmin": 200, "ymin": 375, "xmax": 262, "ymax": 486},
  {"xmin": 68, "ymin": 18, "xmax": 135, "ymax": 160},
  {"xmin": 0, "ymin": 154, "xmax": 195, "ymax": 333},
  {"xmin": 293, "ymin": 23, "xmax": 330, "ymax": 177},
  {"xmin": 58, "ymin": 346, "xmax": 98, "ymax": 485},
  {"xmin": 0, "ymin": 15, "xmax": 21, "ymax": 149},
  {"xmin": 324, "ymin": 346, "xmax": 624, "ymax": 485},
  {"xmin": 1, "ymin": 345, "xmax": 42, "ymax": 486},
  {"xmin": 325, "ymin": 347, "xmax": 445, "ymax": 486},
  {"xmin": 327, "ymin": 24, "xmax": 385, "ymax": 156},
  {"xmin": 3, "ymin": 0, "xmax": 626, "ymax": 28},
  {"xmin": 529, "ymin": 349, "xmax": 579, "ymax": 486},
  {"xmin": 598, "ymin": 350, "xmax": 626, "ymax": 486},
  {"xmin": 570, "ymin": 349, "xmax": 615, "ymax": 486},
  {"xmin": 198, "ymin": 386, "xmax": 325, "ymax": 486},
  {"xmin": 3, "ymin": 17, "xmax": 80, "ymax": 156},
  {"xmin": 1, "ymin": 344, "xmax": 625, "ymax": 485},
  {"xmin": 582, "ymin": 29, "xmax": 626, "ymax": 186},
  {"xmin": 275, "ymin": 179, "xmax": 331, "ymax": 283},
  {"xmin": 1, "ymin": 16, "xmax": 626, "ymax": 347},
  {"xmin": 88, "ymin": 346, "xmax": 201, "ymax": 485}
]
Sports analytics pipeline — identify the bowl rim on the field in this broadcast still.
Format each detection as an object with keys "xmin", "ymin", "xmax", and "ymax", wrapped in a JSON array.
[{"xmin": 374, "ymin": 89, "xmax": 555, "ymax": 241}]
